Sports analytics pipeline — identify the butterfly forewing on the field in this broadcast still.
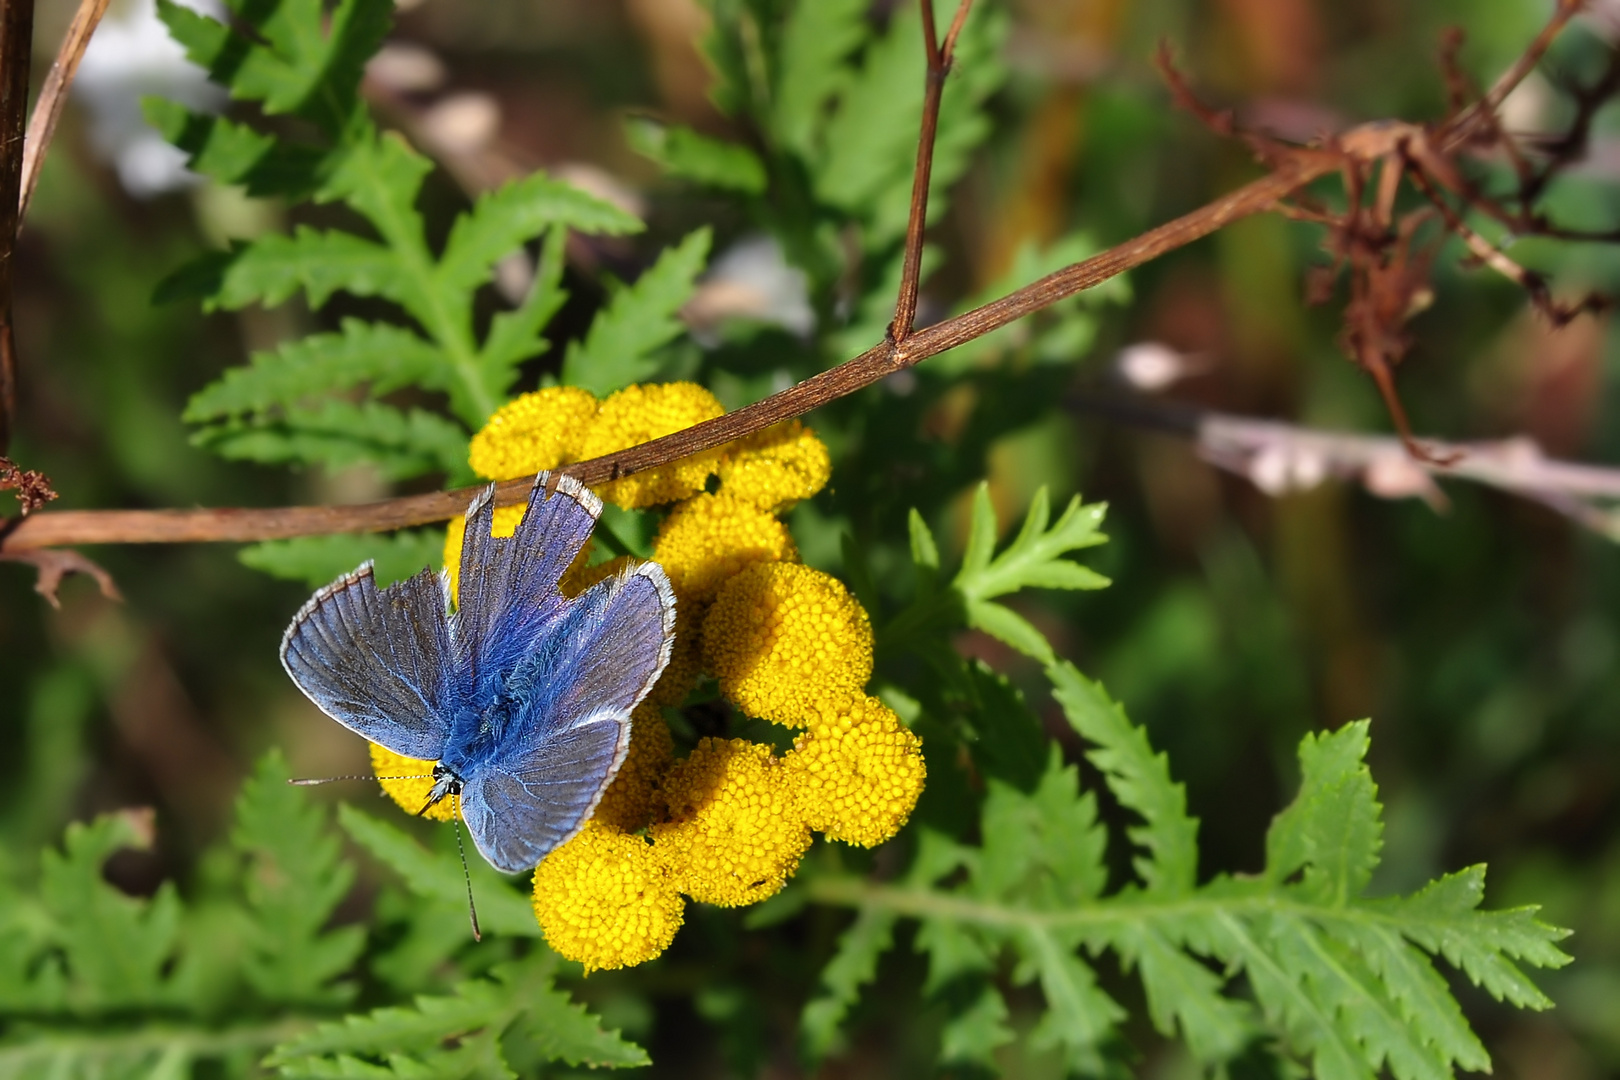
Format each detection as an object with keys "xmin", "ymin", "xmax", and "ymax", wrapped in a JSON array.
[
  {"xmin": 454, "ymin": 475, "xmax": 602, "ymax": 690},
  {"xmin": 280, "ymin": 563, "xmax": 462, "ymax": 762}
]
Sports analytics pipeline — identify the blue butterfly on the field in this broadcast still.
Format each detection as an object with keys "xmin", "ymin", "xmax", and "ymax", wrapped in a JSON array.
[{"xmin": 280, "ymin": 472, "xmax": 676, "ymax": 873}]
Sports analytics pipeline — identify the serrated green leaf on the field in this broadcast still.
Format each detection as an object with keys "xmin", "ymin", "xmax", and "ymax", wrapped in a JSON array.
[
  {"xmin": 814, "ymin": 0, "xmax": 1007, "ymax": 248},
  {"xmin": 936, "ymin": 982, "xmax": 1014, "ymax": 1066},
  {"xmin": 1102, "ymin": 923, "xmax": 1251, "ymax": 1062},
  {"xmin": 772, "ymin": 0, "xmax": 870, "ymax": 156},
  {"xmin": 337, "ymin": 806, "xmax": 540, "ymax": 938},
  {"xmin": 1376, "ymin": 868, "xmax": 1571, "ymax": 1008},
  {"xmin": 1017, "ymin": 926, "xmax": 1123, "ymax": 1072},
  {"xmin": 233, "ymin": 752, "xmax": 362, "ymax": 1005},
  {"xmin": 975, "ymin": 747, "xmax": 1107, "ymax": 907},
  {"xmin": 800, "ymin": 908, "xmax": 896, "ymax": 1062},
  {"xmin": 213, "ymin": 227, "xmax": 409, "ymax": 312},
  {"xmin": 267, "ymin": 954, "xmax": 647, "ymax": 1072},
  {"xmin": 958, "ymin": 662, "xmax": 1046, "ymax": 793},
  {"xmin": 480, "ymin": 226, "xmax": 569, "ymax": 382},
  {"xmin": 954, "ymin": 486, "xmax": 1110, "ymax": 604},
  {"xmin": 963, "ymin": 598, "xmax": 1054, "ymax": 665},
  {"xmin": 561, "ymin": 227, "xmax": 711, "ymax": 395},
  {"xmin": 1049, "ymin": 661, "xmax": 1200, "ymax": 896},
  {"xmin": 39, "ymin": 813, "xmax": 181, "ymax": 1012},
  {"xmin": 195, "ymin": 400, "xmax": 467, "ymax": 480},
  {"xmin": 184, "ymin": 321, "xmax": 447, "ymax": 422},
  {"xmin": 625, "ymin": 118, "xmax": 767, "ymax": 194},
  {"xmin": 143, "ymin": 100, "xmax": 326, "ymax": 196},
  {"xmin": 1265, "ymin": 721, "xmax": 1382, "ymax": 904},
  {"xmin": 238, "ymin": 530, "xmax": 444, "ymax": 589},
  {"xmin": 437, "ymin": 174, "xmax": 642, "ymax": 299}
]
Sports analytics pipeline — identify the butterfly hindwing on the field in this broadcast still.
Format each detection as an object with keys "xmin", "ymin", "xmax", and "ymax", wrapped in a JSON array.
[
  {"xmin": 280, "ymin": 562, "xmax": 461, "ymax": 761},
  {"xmin": 462, "ymin": 718, "xmax": 630, "ymax": 873},
  {"xmin": 461, "ymin": 562, "xmax": 677, "ymax": 872}
]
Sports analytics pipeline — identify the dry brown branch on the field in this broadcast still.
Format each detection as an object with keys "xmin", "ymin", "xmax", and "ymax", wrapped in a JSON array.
[
  {"xmin": 0, "ymin": 0, "xmax": 33, "ymax": 455},
  {"xmin": 0, "ymin": 546, "xmax": 121, "ymax": 606},
  {"xmin": 0, "ymin": 154, "xmax": 1338, "ymax": 553},
  {"xmin": 0, "ymin": 1, "xmax": 1603, "ymax": 566},
  {"xmin": 891, "ymin": 0, "xmax": 974, "ymax": 343},
  {"xmin": 1076, "ymin": 393, "xmax": 1620, "ymax": 537},
  {"xmin": 18, "ymin": 0, "xmax": 112, "ymax": 222}
]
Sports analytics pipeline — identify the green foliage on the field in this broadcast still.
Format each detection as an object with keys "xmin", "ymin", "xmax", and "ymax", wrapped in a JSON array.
[
  {"xmin": 155, "ymin": 0, "xmax": 642, "ymax": 487},
  {"xmin": 806, "ymin": 664, "xmax": 1571, "ymax": 1076},
  {"xmin": 266, "ymin": 953, "xmax": 648, "ymax": 1077},
  {"xmin": 0, "ymin": 754, "xmax": 643, "ymax": 1078},
  {"xmin": 560, "ymin": 227, "xmax": 714, "ymax": 394}
]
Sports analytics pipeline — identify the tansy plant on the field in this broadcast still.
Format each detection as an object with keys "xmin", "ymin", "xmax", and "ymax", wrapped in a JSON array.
[{"xmin": 0, "ymin": 0, "xmax": 1573, "ymax": 1077}]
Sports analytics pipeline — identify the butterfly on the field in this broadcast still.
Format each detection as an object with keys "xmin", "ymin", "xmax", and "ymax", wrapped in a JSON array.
[{"xmin": 280, "ymin": 472, "xmax": 676, "ymax": 873}]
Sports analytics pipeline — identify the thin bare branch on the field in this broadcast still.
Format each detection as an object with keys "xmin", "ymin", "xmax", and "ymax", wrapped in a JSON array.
[
  {"xmin": 0, "ymin": 0, "xmax": 33, "ymax": 455},
  {"xmin": 1445, "ymin": 0, "xmax": 1585, "ymax": 150},
  {"xmin": 1076, "ymin": 393, "xmax": 1620, "ymax": 538},
  {"xmin": 0, "ymin": 154, "xmax": 1339, "ymax": 553},
  {"xmin": 18, "ymin": 0, "xmax": 112, "ymax": 222},
  {"xmin": 0, "ymin": 546, "xmax": 121, "ymax": 606},
  {"xmin": 889, "ymin": 0, "xmax": 973, "ymax": 343}
]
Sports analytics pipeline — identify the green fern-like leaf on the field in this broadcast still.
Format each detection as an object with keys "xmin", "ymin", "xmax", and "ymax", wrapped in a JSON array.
[
  {"xmin": 625, "ymin": 118, "xmax": 767, "ymax": 194},
  {"xmin": 233, "ymin": 751, "xmax": 364, "ymax": 1006},
  {"xmin": 952, "ymin": 483, "xmax": 1110, "ymax": 664},
  {"xmin": 337, "ymin": 806, "xmax": 540, "ymax": 939},
  {"xmin": 809, "ymin": 663, "xmax": 1571, "ymax": 1075},
  {"xmin": 561, "ymin": 227, "xmax": 713, "ymax": 395},
  {"xmin": 266, "ymin": 953, "xmax": 649, "ymax": 1076},
  {"xmin": 800, "ymin": 908, "xmax": 897, "ymax": 1062}
]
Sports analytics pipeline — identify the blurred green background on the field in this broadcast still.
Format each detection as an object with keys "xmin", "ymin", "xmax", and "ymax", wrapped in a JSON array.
[{"xmin": 6, "ymin": 0, "xmax": 1620, "ymax": 1074}]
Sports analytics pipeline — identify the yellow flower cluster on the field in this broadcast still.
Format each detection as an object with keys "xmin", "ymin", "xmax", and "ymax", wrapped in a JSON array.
[{"xmin": 376, "ymin": 383, "xmax": 922, "ymax": 973}]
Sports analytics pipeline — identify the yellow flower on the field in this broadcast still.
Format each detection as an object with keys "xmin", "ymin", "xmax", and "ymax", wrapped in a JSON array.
[
  {"xmin": 468, "ymin": 385, "xmax": 597, "ymax": 480},
  {"xmin": 653, "ymin": 493, "xmax": 799, "ymax": 607},
  {"xmin": 578, "ymin": 383, "xmax": 725, "ymax": 508},
  {"xmin": 653, "ymin": 738, "xmax": 812, "ymax": 908},
  {"xmin": 787, "ymin": 693, "xmax": 925, "ymax": 848},
  {"xmin": 702, "ymin": 563, "xmax": 874, "ymax": 726},
  {"xmin": 715, "ymin": 420, "xmax": 833, "ymax": 512},
  {"xmin": 593, "ymin": 702, "xmax": 674, "ymax": 834},
  {"xmin": 370, "ymin": 743, "xmax": 457, "ymax": 823},
  {"xmin": 533, "ymin": 820, "xmax": 685, "ymax": 973}
]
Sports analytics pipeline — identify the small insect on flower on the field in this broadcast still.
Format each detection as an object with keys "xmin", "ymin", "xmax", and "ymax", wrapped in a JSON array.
[{"xmin": 279, "ymin": 473, "xmax": 677, "ymax": 877}]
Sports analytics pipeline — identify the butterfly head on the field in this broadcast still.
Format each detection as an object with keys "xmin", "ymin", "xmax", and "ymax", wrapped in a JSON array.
[{"xmin": 421, "ymin": 763, "xmax": 462, "ymax": 817}]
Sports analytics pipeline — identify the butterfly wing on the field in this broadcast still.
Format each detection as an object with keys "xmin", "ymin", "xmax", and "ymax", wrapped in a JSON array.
[
  {"xmin": 280, "ymin": 562, "xmax": 461, "ymax": 761},
  {"xmin": 454, "ymin": 473, "xmax": 601, "ymax": 695},
  {"xmin": 462, "ymin": 562, "xmax": 677, "ymax": 873}
]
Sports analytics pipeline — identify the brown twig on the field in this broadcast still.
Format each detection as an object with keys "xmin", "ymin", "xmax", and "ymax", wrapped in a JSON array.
[
  {"xmin": 0, "ymin": 0, "xmax": 33, "ymax": 456},
  {"xmin": 18, "ymin": 0, "xmax": 111, "ymax": 222},
  {"xmin": 0, "ymin": 546, "xmax": 120, "ymax": 606},
  {"xmin": 0, "ymin": 154, "xmax": 1340, "ymax": 552},
  {"xmin": 889, "ymin": 0, "xmax": 973, "ymax": 343},
  {"xmin": 0, "ymin": 3, "xmax": 1599, "ymax": 560}
]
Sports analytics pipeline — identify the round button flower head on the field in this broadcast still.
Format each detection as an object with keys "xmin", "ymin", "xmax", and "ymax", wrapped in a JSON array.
[
  {"xmin": 652, "ymin": 493, "xmax": 799, "ymax": 607},
  {"xmin": 371, "ymin": 743, "xmax": 458, "ymax": 822},
  {"xmin": 468, "ymin": 385, "xmax": 597, "ymax": 481},
  {"xmin": 786, "ymin": 692, "xmax": 926, "ymax": 848},
  {"xmin": 532, "ymin": 820, "xmax": 685, "ymax": 973},
  {"xmin": 703, "ymin": 562, "xmax": 875, "ymax": 727},
  {"xmin": 651, "ymin": 737, "xmax": 812, "ymax": 907},
  {"xmin": 578, "ymin": 382, "xmax": 726, "ymax": 508},
  {"xmin": 714, "ymin": 420, "xmax": 833, "ymax": 513},
  {"xmin": 592, "ymin": 701, "xmax": 674, "ymax": 834}
]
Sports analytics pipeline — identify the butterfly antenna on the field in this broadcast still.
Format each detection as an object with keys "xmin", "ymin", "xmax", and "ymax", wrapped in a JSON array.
[
  {"xmin": 288, "ymin": 774, "xmax": 433, "ymax": 786},
  {"xmin": 454, "ymin": 798, "xmax": 482, "ymax": 942}
]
